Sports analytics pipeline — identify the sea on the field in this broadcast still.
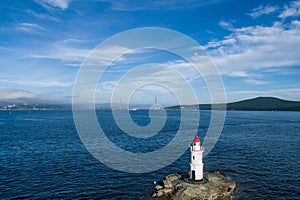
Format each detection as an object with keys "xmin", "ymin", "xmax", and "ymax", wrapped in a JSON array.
[{"xmin": 0, "ymin": 110, "xmax": 299, "ymax": 199}]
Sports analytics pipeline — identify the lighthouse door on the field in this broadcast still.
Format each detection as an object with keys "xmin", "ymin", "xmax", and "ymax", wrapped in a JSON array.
[{"xmin": 192, "ymin": 170, "xmax": 195, "ymax": 180}]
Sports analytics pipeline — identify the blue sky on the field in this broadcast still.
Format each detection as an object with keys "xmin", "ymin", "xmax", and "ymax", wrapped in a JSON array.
[{"xmin": 0, "ymin": 0, "xmax": 299, "ymax": 105}]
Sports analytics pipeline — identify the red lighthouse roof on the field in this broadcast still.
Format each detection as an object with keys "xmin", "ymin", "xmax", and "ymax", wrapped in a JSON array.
[{"xmin": 193, "ymin": 134, "xmax": 200, "ymax": 143}]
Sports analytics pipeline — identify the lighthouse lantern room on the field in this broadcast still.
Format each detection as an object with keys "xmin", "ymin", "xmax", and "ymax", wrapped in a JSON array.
[{"xmin": 189, "ymin": 133, "xmax": 205, "ymax": 180}]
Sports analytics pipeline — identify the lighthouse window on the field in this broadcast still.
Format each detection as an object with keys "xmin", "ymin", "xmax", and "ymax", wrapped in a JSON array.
[
  {"xmin": 193, "ymin": 156, "xmax": 195, "ymax": 160},
  {"xmin": 193, "ymin": 142, "xmax": 196, "ymax": 146}
]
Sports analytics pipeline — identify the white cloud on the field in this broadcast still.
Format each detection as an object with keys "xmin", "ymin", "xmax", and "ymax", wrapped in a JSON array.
[
  {"xmin": 245, "ymin": 79, "xmax": 270, "ymax": 85},
  {"xmin": 291, "ymin": 20, "xmax": 300, "ymax": 26},
  {"xmin": 228, "ymin": 71, "xmax": 263, "ymax": 78},
  {"xmin": 36, "ymin": 0, "xmax": 71, "ymax": 10},
  {"xmin": 219, "ymin": 21, "xmax": 234, "ymax": 30},
  {"xmin": 0, "ymin": 79, "xmax": 72, "ymax": 87},
  {"xmin": 248, "ymin": 5, "xmax": 279, "ymax": 18},
  {"xmin": 27, "ymin": 41, "xmax": 90, "ymax": 63},
  {"xmin": 206, "ymin": 21, "xmax": 300, "ymax": 75},
  {"xmin": 26, "ymin": 9, "xmax": 59, "ymax": 21},
  {"xmin": 279, "ymin": 0, "xmax": 300, "ymax": 19},
  {"xmin": 229, "ymin": 71, "xmax": 249, "ymax": 77},
  {"xmin": 0, "ymin": 88, "xmax": 38, "ymax": 100},
  {"xmin": 27, "ymin": 42, "xmax": 132, "ymax": 67},
  {"xmin": 86, "ymin": 46, "xmax": 132, "ymax": 67},
  {"xmin": 207, "ymin": 1, "xmax": 300, "ymax": 87},
  {"xmin": 65, "ymin": 63, "xmax": 81, "ymax": 67},
  {"xmin": 17, "ymin": 23, "xmax": 46, "ymax": 33}
]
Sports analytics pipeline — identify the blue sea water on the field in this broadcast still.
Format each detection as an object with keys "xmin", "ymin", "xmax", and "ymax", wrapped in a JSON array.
[{"xmin": 0, "ymin": 110, "xmax": 299, "ymax": 199}]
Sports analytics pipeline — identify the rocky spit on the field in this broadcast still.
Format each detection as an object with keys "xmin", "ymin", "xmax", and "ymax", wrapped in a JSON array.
[{"xmin": 152, "ymin": 172, "xmax": 236, "ymax": 200}]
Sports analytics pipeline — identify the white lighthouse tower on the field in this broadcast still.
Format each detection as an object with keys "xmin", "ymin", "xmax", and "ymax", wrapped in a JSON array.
[{"xmin": 189, "ymin": 133, "xmax": 205, "ymax": 180}]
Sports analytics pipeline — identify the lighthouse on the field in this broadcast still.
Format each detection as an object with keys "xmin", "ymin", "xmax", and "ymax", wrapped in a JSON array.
[{"xmin": 189, "ymin": 133, "xmax": 205, "ymax": 180}]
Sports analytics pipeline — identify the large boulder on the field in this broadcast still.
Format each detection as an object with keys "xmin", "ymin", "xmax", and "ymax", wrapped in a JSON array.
[{"xmin": 152, "ymin": 172, "xmax": 236, "ymax": 200}]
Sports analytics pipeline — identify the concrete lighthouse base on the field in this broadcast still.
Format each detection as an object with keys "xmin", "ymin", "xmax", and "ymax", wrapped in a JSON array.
[{"xmin": 152, "ymin": 172, "xmax": 236, "ymax": 200}]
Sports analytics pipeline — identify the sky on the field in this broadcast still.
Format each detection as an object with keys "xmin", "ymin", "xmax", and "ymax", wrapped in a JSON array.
[{"xmin": 0, "ymin": 0, "xmax": 300, "ymax": 105}]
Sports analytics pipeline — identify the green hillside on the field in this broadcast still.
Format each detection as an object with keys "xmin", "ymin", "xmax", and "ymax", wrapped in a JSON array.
[{"xmin": 165, "ymin": 97, "xmax": 300, "ymax": 111}]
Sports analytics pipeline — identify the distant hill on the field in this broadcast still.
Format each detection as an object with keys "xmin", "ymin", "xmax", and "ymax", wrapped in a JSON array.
[{"xmin": 165, "ymin": 97, "xmax": 300, "ymax": 111}]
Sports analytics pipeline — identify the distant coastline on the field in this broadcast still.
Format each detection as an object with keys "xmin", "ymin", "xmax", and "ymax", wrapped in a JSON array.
[
  {"xmin": 0, "ymin": 103, "xmax": 70, "ymax": 111},
  {"xmin": 165, "ymin": 97, "xmax": 300, "ymax": 111},
  {"xmin": 1, "ymin": 97, "xmax": 300, "ymax": 111}
]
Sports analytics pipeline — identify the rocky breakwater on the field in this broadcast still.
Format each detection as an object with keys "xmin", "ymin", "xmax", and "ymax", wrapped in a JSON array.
[{"xmin": 152, "ymin": 172, "xmax": 236, "ymax": 200}]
